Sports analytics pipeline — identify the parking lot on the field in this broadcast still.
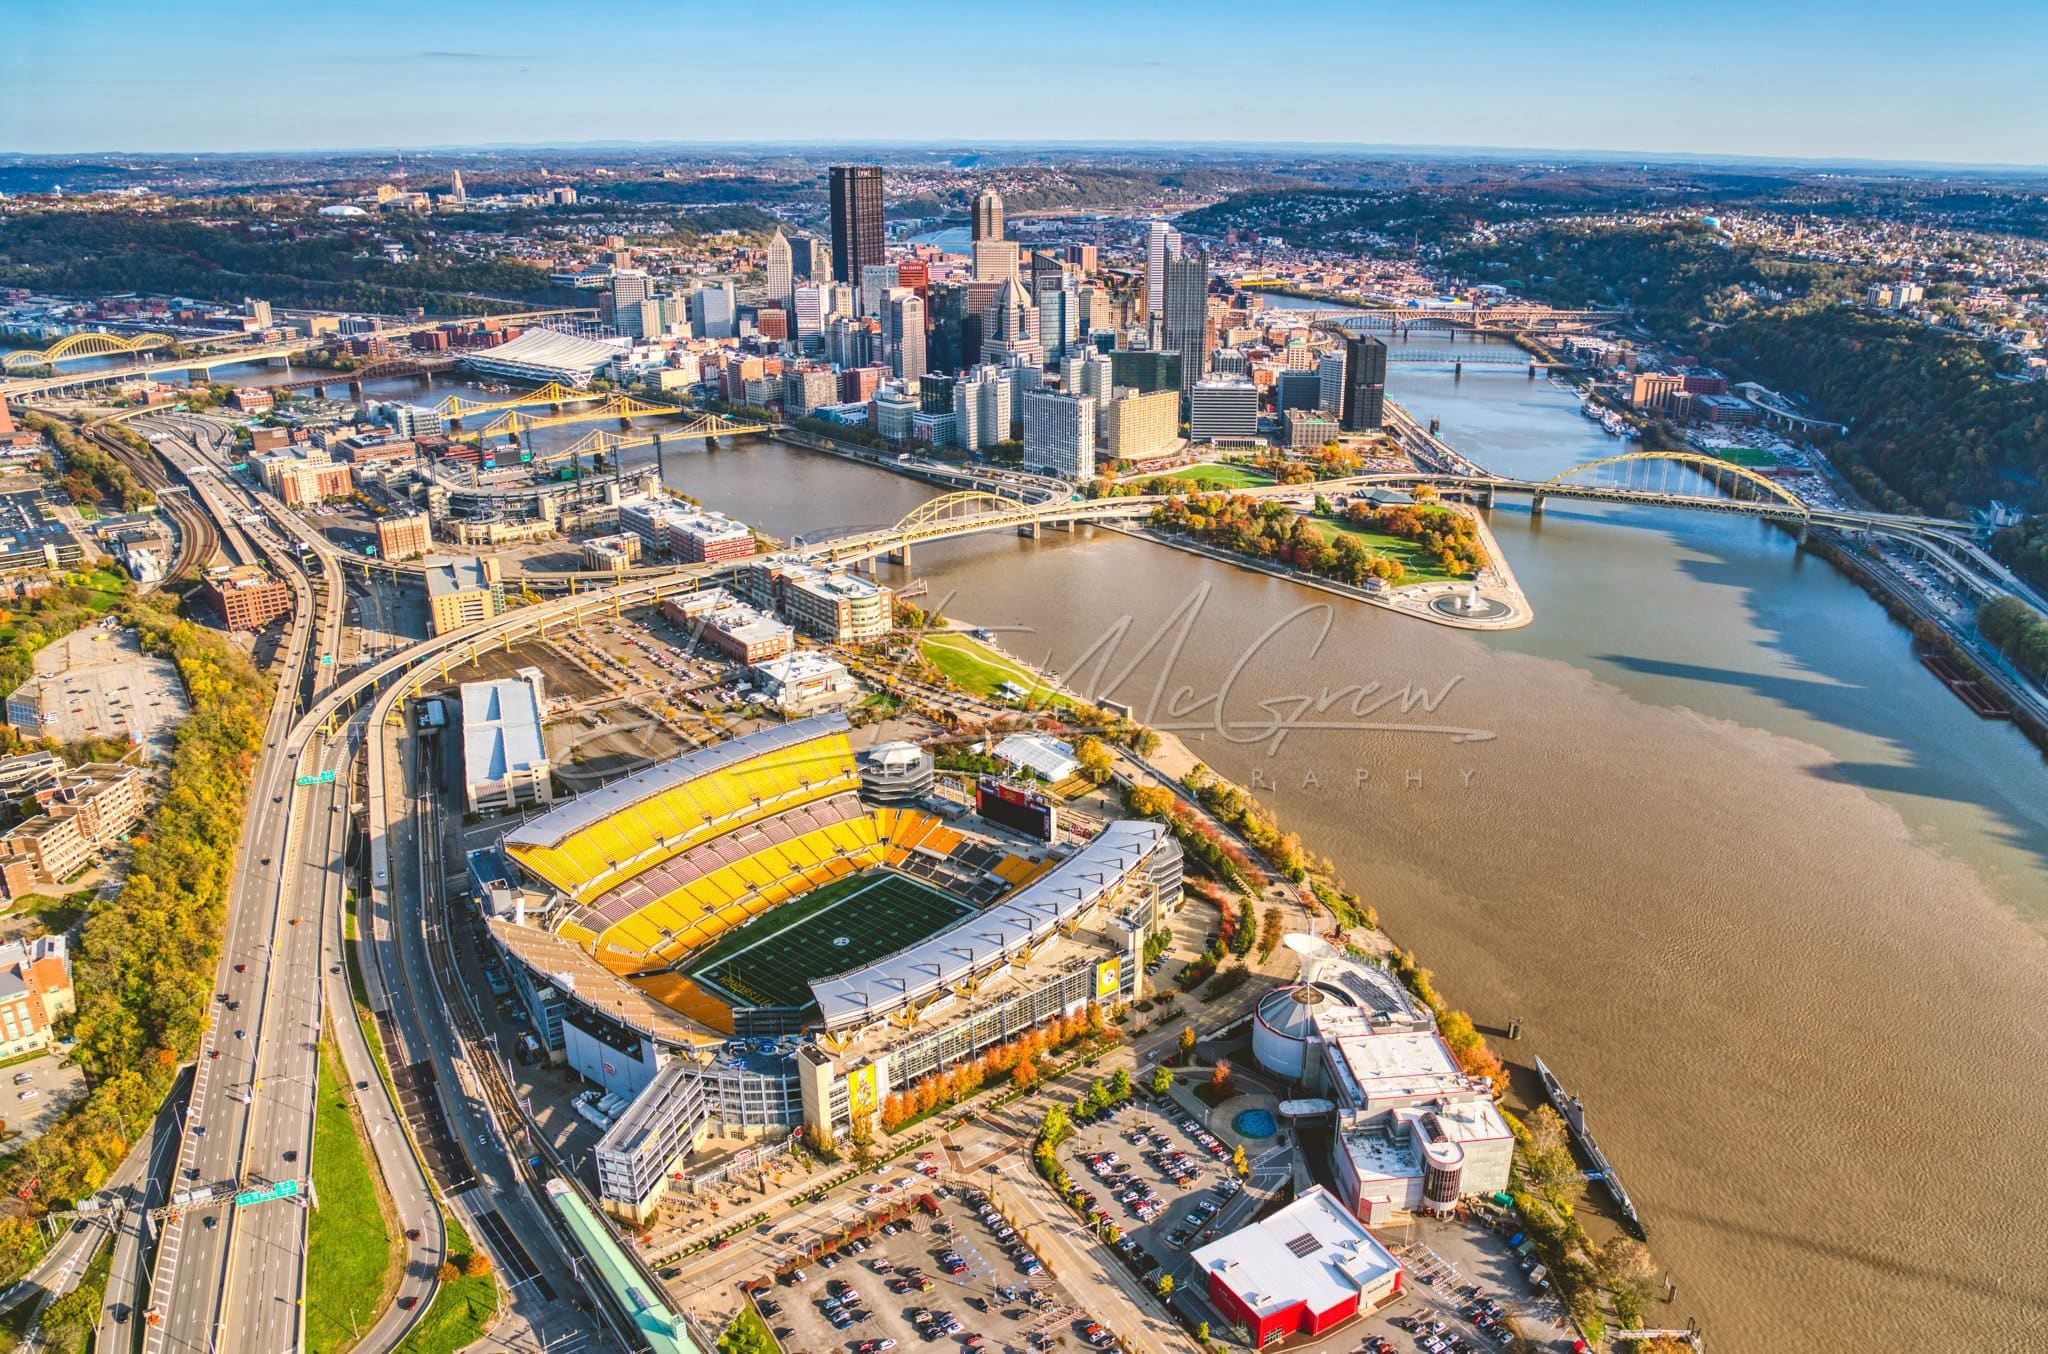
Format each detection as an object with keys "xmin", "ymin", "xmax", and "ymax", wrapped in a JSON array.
[
  {"xmin": 0, "ymin": 1048, "xmax": 87, "ymax": 1147},
  {"xmin": 1051, "ymin": 1095, "xmax": 1577, "ymax": 1354},
  {"xmin": 761, "ymin": 1178, "xmax": 1108, "ymax": 1354},
  {"xmin": 1058, "ymin": 1099, "xmax": 1255, "ymax": 1285}
]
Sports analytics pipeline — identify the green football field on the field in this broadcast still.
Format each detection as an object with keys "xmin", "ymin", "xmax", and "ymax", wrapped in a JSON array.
[{"xmin": 683, "ymin": 871, "xmax": 975, "ymax": 1010}]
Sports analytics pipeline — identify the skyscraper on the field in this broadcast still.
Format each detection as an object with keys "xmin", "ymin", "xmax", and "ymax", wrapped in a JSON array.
[
  {"xmin": 765, "ymin": 230, "xmax": 794, "ymax": 308},
  {"xmin": 979, "ymin": 276, "xmax": 1044, "ymax": 369},
  {"xmin": 1021, "ymin": 389, "xmax": 1096, "ymax": 481},
  {"xmin": 449, "ymin": 168, "xmax": 465, "ymax": 202},
  {"xmin": 885, "ymin": 289, "xmax": 927, "ymax": 380},
  {"xmin": 1030, "ymin": 252, "xmax": 1072, "ymax": 363},
  {"xmin": 1318, "ymin": 349, "xmax": 1346, "ymax": 415},
  {"xmin": 972, "ymin": 239, "xmax": 1019, "ymax": 283},
  {"xmin": 828, "ymin": 166, "xmax": 885, "ymax": 286},
  {"xmin": 1161, "ymin": 251, "xmax": 1210, "ymax": 395},
  {"xmin": 1340, "ymin": 333, "xmax": 1387, "ymax": 431},
  {"xmin": 788, "ymin": 235, "xmax": 820, "ymax": 281},
  {"xmin": 1145, "ymin": 221, "xmax": 1180, "ymax": 317},
  {"xmin": 972, "ymin": 188, "xmax": 1005, "ymax": 243}
]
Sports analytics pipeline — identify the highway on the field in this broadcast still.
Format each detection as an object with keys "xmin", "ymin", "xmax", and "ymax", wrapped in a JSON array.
[{"xmin": 127, "ymin": 409, "xmax": 402, "ymax": 1354}]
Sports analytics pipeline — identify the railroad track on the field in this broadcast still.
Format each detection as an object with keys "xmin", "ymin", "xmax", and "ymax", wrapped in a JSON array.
[{"xmin": 86, "ymin": 425, "xmax": 219, "ymax": 585}]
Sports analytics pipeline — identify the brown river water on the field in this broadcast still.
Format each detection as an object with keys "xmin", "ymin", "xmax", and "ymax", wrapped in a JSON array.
[{"xmin": 239, "ymin": 340, "xmax": 2048, "ymax": 1350}]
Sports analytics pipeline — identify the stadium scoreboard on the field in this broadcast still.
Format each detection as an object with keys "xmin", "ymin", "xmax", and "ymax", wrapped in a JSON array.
[{"xmin": 976, "ymin": 775, "xmax": 1056, "ymax": 841}]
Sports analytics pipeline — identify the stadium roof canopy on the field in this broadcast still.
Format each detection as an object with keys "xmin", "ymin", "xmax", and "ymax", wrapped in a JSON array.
[
  {"xmin": 465, "ymin": 326, "xmax": 625, "ymax": 381},
  {"xmin": 808, "ymin": 818, "xmax": 1165, "ymax": 1029},
  {"xmin": 504, "ymin": 713, "xmax": 851, "ymax": 850}
]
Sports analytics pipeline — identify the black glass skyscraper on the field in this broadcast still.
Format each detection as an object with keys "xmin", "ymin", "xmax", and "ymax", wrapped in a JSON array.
[
  {"xmin": 1341, "ymin": 333, "xmax": 1387, "ymax": 431},
  {"xmin": 828, "ymin": 166, "xmax": 884, "ymax": 286}
]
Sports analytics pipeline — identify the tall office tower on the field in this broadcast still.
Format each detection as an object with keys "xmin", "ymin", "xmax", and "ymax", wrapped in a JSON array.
[
  {"xmin": 449, "ymin": 169, "xmax": 466, "ymax": 202},
  {"xmin": 617, "ymin": 298, "xmax": 662, "ymax": 341},
  {"xmin": 972, "ymin": 238, "xmax": 1019, "ymax": 283},
  {"xmin": 1340, "ymin": 333, "xmax": 1388, "ymax": 431},
  {"xmin": 1275, "ymin": 368, "xmax": 1323, "ymax": 414},
  {"xmin": 1161, "ymin": 251, "xmax": 1210, "ymax": 394},
  {"xmin": 1318, "ymin": 349, "xmax": 1346, "ymax": 415},
  {"xmin": 1145, "ymin": 221, "xmax": 1180, "ymax": 317},
  {"xmin": 765, "ymin": 230, "xmax": 795, "ymax": 308},
  {"xmin": 793, "ymin": 284, "xmax": 827, "ymax": 340},
  {"xmin": 1031, "ymin": 252, "xmax": 1072, "ymax": 362},
  {"xmin": 788, "ymin": 234, "xmax": 820, "ymax": 281},
  {"xmin": 979, "ymin": 276, "xmax": 1044, "ymax": 369},
  {"xmin": 1066, "ymin": 243, "xmax": 1098, "ymax": 274},
  {"xmin": 1061, "ymin": 350, "xmax": 1114, "ymax": 412},
  {"xmin": 952, "ymin": 365, "xmax": 1014, "ymax": 453},
  {"xmin": 612, "ymin": 269, "xmax": 652, "ymax": 308},
  {"xmin": 828, "ymin": 165, "xmax": 885, "ymax": 286},
  {"xmin": 825, "ymin": 314, "xmax": 872, "ymax": 369},
  {"xmin": 826, "ymin": 283, "xmax": 858, "ymax": 321},
  {"xmin": 860, "ymin": 263, "xmax": 899, "ymax": 318},
  {"xmin": 972, "ymin": 188, "xmax": 1005, "ymax": 242},
  {"xmin": 885, "ymin": 289, "xmax": 927, "ymax": 380},
  {"xmin": 692, "ymin": 280, "xmax": 737, "ymax": 340},
  {"xmin": 928, "ymin": 283, "xmax": 969, "ymax": 373},
  {"xmin": 1021, "ymin": 389, "xmax": 1096, "ymax": 481}
]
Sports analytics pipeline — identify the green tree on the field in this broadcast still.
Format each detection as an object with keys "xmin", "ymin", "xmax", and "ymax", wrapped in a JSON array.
[
  {"xmin": 1149, "ymin": 1066, "xmax": 1174, "ymax": 1096},
  {"xmin": 1108, "ymin": 1068, "xmax": 1132, "ymax": 1102},
  {"xmin": 1037, "ymin": 1104, "xmax": 1070, "ymax": 1149}
]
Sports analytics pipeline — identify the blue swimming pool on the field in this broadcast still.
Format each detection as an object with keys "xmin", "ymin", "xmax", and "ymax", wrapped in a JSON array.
[{"xmin": 1232, "ymin": 1108, "xmax": 1277, "ymax": 1139}]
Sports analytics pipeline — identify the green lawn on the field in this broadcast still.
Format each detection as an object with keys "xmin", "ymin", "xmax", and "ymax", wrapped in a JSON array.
[
  {"xmin": 1148, "ymin": 463, "xmax": 1273, "ymax": 489},
  {"xmin": 2, "ymin": 890, "xmax": 94, "ymax": 933},
  {"xmin": 1704, "ymin": 446, "xmax": 1785, "ymax": 469},
  {"xmin": 1311, "ymin": 515, "xmax": 1467, "ymax": 587},
  {"xmin": 686, "ymin": 872, "xmax": 977, "ymax": 1010},
  {"xmin": 307, "ymin": 1037, "xmax": 400, "ymax": 1354},
  {"xmin": 393, "ymin": 1216, "xmax": 498, "ymax": 1354},
  {"xmin": 919, "ymin": 633, "xmax": 1069, "ymax": 705}
]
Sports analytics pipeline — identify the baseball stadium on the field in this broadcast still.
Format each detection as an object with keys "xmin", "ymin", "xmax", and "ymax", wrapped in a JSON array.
[{"xmin": 479, "ymin": 714, "xmax": 1183, "ymax": 1219}]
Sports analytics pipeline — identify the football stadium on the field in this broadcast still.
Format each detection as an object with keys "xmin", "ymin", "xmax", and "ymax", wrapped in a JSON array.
[{"xmin": 476, "ymin": 714, "xmax": 1183, "ymax": 1221}]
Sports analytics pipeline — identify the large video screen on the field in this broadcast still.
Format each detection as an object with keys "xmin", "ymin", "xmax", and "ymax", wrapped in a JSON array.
[{"xmin": 976, "ymin": 776, "xmax": 1056, "ymax": 841}]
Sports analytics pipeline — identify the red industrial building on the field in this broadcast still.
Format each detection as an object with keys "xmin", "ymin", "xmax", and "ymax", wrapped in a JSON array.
[{"xmin": 1192, "ymin": 1188, "xmax": 1402, "ymax": 1345}]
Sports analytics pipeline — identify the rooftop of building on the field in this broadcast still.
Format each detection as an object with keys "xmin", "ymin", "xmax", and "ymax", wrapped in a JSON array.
[
  {"xmin": 751, "ymin": 650, "xmax": 846, "ymax": 680},
  {"xmin": 1189, "ymin": 1186, "xmax": 1400, "ymax": 1319},
  {"xmin": 461, "ymin": 675, "xmax": 548, "ymax": 783},
  {"xmin": 423, "ymin": 554, "xmax": 496, "ymax": 597}
]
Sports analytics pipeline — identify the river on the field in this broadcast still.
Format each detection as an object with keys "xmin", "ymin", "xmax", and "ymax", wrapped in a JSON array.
[
  {"xmin": 215, "ymin": 334, "xmax": 2048, "ymax": 1347},
  {"xmin": 643, "ymin": 347, "xmax": 2042, "ymax": 1351}
]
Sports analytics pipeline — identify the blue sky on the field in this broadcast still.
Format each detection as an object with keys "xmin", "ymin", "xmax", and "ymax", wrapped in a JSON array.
[{"xmin": 3, "ymin": 0, "xmax": 2044, "ymax": 166}]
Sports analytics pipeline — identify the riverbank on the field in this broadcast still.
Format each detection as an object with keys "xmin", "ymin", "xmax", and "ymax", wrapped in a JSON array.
[{"xmin": 1116, "ymin": 504, "xmax": 1530, "ymax": 631}]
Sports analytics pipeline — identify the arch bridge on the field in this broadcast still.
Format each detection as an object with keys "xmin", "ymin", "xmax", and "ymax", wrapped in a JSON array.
[{"xmin": 3, "ymin": 331, "xmax": 175, "ymax": 371}]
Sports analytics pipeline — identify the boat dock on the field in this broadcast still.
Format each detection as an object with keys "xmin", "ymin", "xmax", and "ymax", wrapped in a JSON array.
[{"xmin": 1534, "ymin": 1055, "xmax": 1646, "ymax": 1238}]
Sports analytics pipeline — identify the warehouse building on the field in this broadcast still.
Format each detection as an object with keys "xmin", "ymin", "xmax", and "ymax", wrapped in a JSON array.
[
  {"xmin": 1192, "ymin": 1187, "xmax": 1403, "ymax": 1343},
  {"xmin": 460, "ymin": 671, "xmax": 554, "ymax": 814}
]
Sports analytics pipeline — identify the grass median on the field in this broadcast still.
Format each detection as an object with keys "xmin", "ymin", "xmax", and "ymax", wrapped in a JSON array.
[
  {"xmin": 393, "ymin": 1216, "xmax": 497, "ymax": 1354},
  {"xmin": 307, "ymin": 1035, "xmax": 401, "ymax": 1354}
]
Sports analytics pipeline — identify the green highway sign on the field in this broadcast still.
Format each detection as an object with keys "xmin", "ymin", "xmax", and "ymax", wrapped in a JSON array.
[
  {"xmin": 294, "ymin": 769, "xmax": 337, "ymax": 786},
  {"xmin": 234, "ymin": 1179, "xmax": 300, "ymax": 1208}
]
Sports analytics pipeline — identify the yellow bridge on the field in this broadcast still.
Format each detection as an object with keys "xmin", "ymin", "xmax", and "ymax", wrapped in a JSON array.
[
  {"xmin": 3, "ymin": 331, "xmax": 175, "ymax": 371},
  {"xmin": 447, "ymin": 393, "xmax": 730, "ymax": 443}
]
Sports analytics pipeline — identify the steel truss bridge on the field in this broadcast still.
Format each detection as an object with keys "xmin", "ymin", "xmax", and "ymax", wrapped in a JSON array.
[
  {"xmin": 0, "ymin": 308, "xmax": 596, "ymax": 398},
  {"xmin": 272, "ymin": 356, "xmax": 457, "ymax": 392},
  {"xmin": 2, "ymin": 330, "xmax": 175, "ymax": 371},
  {"xmin": 443, "ymin": 393, "xmax": 764, "ymax": 445},
  {"xmin": 1290, "ymin": 304, "xmax": 1622, "ymax": 335}
]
